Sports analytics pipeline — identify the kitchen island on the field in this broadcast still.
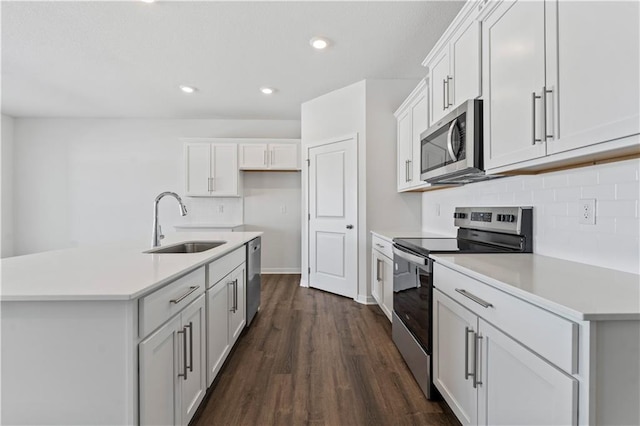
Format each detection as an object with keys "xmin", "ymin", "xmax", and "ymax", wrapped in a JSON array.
[{"xmin": 1, "ymin": 231, "xmax": 262, "ymax": 425}]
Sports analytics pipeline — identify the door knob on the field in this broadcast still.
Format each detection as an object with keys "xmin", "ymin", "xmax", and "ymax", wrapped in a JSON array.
[{"xmin": 346, "ymin": 225, "xmax": 354, "ymax": 229}]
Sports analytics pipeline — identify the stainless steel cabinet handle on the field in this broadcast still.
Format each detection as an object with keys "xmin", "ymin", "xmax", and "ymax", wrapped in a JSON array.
[
  {"xmin": 407, "ymin": 160, "xmax": 412, "ymax": 181},
  {"xmin": 443, "ymin": 79, "xmax": 447, "ymax": 110},
  {"xmin": 170, "ymin": 286, "xmax": 200, "ymax": 305},
  {"xmin": 464, "ymin": 327, "xmax": 475, "ymax": 381},
  {"xmin": 446, "ymin": 118, "xmax": 459, "ymax": 161},
  {"xmin": 185, "ymin": 321, "xmax": 193, "ymax": 372},
  {"xmin": 473, "ymin": 334, "xmax": 483, "ymax": 388},
  {"xmin": 375, "ymin": 243, "xmax": 384, "ymax": 249},
  {"xmin": 532, "ymin": 91, "xmax": 542, "ymax": 145},
  {"xmin": 544, "ymin": 87, "xmax": 553, "ymax": 140},
  {"xmin": 207, "ymin": 177, "xmax": 212, "ymax": 192},
  {"xmin": 177, "ymin": 327, "xmax": 188, "ymax": 380},
  {"xmin": 376, "ymin": 258, "xmax": 382, "ymax": 282},
  {"xmin": 229, "ymin": 281, "xmax": 236, "ymax": 313},
  {"xmin": 447, "ymin": 76, "xmax": 453, "ymax": 107},
  {"xmin": 455, "ymin": 288, "xmax": 493, "ymax": 308},
  {"xmin": 234, "ymin": 279, "xmax": 238, "ymax": 312}
]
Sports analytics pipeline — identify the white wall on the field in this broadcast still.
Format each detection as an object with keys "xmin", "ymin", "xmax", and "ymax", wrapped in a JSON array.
[
  {"xmin": 243, "ymin": 172, "xmax": 301, "ymax": 273},
  {"xmin": 421, "ymin": 158, "xmax": 640, "ymax": 274},
  {"xmin": 1, "ymin": 114, "xmax": 15, "ymax": 257},
  {"xmin": 11, "ymin": 118, "xmax": 301, "ymax": 273}
]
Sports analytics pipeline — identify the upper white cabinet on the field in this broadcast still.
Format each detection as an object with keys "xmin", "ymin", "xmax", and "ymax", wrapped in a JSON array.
[
  {"xmin": 395, "ymin": 79, "xmax": 429, "ymax": 192},
  {"xmin": 184, "ymin": 140, "xmax": 240, "ymax": 197},
  {"xmin": 239, "ymin": 139, "xmax": 300, "ymax": 170},
  {"xmin": 424, "ymin": 3, "xmax": 481, "ymax": 125},
  {"xmin": 482, "ymin": 0, "xmax": 640, "ymax": 172}
]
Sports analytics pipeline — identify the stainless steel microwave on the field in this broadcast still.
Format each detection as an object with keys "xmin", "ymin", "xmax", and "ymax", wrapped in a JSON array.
[{"xmin": 420, "ymin": 99, "xmax": 499, "ymax": 184}]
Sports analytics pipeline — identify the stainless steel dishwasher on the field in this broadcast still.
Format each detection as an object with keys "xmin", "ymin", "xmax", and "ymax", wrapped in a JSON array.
[{"xmin": 246, "ymin": 237, "xmax": 261, "ymax": 326}]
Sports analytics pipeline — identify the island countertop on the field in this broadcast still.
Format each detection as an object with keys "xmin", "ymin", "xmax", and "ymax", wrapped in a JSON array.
[{"xmin": 0, "ymin": 231, "xmax": 262, "ymax": 302}]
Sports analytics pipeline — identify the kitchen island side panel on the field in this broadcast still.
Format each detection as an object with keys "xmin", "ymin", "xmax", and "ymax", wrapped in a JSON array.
[{"xmin": 1, "ymin": 299, "xmax": 138, "ymax": 425}]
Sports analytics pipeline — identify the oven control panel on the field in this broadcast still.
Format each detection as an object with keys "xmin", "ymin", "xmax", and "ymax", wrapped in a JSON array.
[{"xmin": 453, "ymin": 206, "xmax": 532, "ymax": 235}]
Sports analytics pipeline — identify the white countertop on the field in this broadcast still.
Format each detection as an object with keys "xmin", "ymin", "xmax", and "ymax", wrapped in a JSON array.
[
  {"xmin": 0, "ymin": 232, "xmax": 262, "ymax": 302},
  {"xmin": 431, "ymin": 253, "xmax": 640, "ymax": 321},
  {"xmin": 371, "ymin": 230, "xmax": 450, "ymax": 242},
  {"xmin": 173, "ymin": 223, "xmax": 243, "ymax": 229}
]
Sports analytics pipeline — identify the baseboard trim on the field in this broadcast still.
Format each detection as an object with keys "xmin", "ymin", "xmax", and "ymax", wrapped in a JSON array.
[
  {"xmin": 355, "ymin": 294, "xmax": 377, "ymax": 305},
  {"xmin": 261, "ymin": 268, "xmax": 301, "ymax": 274}
]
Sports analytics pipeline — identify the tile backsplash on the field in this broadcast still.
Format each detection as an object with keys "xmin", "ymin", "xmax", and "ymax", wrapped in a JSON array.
[{"xmin": 422, "ymin": 158, "xmax": 640, "ymax": 274}]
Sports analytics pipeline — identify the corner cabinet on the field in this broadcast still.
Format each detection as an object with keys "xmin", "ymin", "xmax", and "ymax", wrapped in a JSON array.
[
  {"xmin": 423, "ymin": 3, "xmax": 481, "ymax": 125},
  {"xmin": 371, "ymin": 233, "xmax": 393, "ymax": 321},
  {"xmin": 395, "ymin": 79, "xmax": 429, "ymax": 192},
  {"xmin": 184, "ymin": 140, "xmax": 240, "ymax": 197},
  {"xmin": 239, "ymin": 139, "xmax": 300, "ymax": 170},
  {"xmin": 482, "ymin": 0, "xmax": 640, "ymax": 172}
]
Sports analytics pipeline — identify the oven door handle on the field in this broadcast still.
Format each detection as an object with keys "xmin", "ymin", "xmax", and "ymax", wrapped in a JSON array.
[
  {"xmin": 392, "ymin": 245, "xmax": 429, "ymax": 266},
  {"xmin": 446, "ymin": 118, "xmax": 459, "ymax": 161}
]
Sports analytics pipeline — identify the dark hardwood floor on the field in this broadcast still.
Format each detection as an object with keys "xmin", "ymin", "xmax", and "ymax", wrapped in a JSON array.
[{"xmin": 193, "ymin": 274, "xmax": 459, "ymax": 426}]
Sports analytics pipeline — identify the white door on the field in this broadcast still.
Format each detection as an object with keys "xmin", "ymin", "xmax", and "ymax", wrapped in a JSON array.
[
  {"xmin": 478, "ymin": 319, "xmax": 578, "ymax": 425},
  {"xmin": 211, "ymin": 144, "xmax": 239, "ymax": 196},
  {"xmin": 139, "ymin": 315, "xmax": 181, "ymax": 426},
  {"xmin": 270, "ymin": 143, "xmax": 299, "ymax": 169},
  {"xmin": 185, "ymin": 143, "xmax": 211, "ymax": 196},
  {"xmin": 308, "ymin": 136, "xmax": 358, "ymax": 299},
  {"xmin": 483, "ymin": 0, "xmax": 547, "ymax": 169},
  {"xmin": 433, "ymin": 289, "xmax": 478, "ymax": 426},
  {"xmin": 180, "ymin": 295, "xmax": 206, "ymax": 425},
  {"xmin": 430, "ymin": 48, "xmax": 451, "ymax": 124},
  {"xmin": 545, "ymin": 0, "xmax": 640, "ymax": 154},
  {"xmin": 228, "ymin": 263, "xmax": 246, "ymax": 345},
  {"xmin": 206, "ymin": 279, "xmax": 230, "ymax": 386}
]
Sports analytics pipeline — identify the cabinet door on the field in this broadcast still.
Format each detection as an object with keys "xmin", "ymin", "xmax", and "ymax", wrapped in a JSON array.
[
  {"xmin": 228, "ymin": 263, "xmax": 246, "ymax": 346},
  {"xmin": 545, "ymin": 1, "xmax": 640, "ymax": 154},
  {"xmin": 433, "ymin": 290, "xmax": 478, "ymax": 426},
  {"xmin": 206, "ymin": 278, "xmax": 230, "ymax": 387},
  {"xmin": 180, "ymin": 295, "xmax": 206, "ymax": 425},
  {"xmin": 371, "ymin": 251, "xmax": 383, "ymax": 305},
  {"xmin": 185, "ymin": 143, "xmax": 211, "ymax": 196},
  {"xmin": 410, "ymin": 90, "xmax": 429, "ymax": 184},
  {"xmin": 139, "ymin": 315, "xmax": 181, "ymax": 426},
  {"xmin": 381, "ymin": 253, "xmax": 393, "ymax": 322},
  {"xmin": 483, "ymin": 0, "xmax": 547, "ymax": 169},
  {"xmin": 270, "ymin": 143, "xmax": 299, "ymax": 169},
  {"xmin": 451, "ymin": 19, "xmax": 481, "ymax": 107},
  {"xmin": 478, "ymin": 319, "xmax": 578, "ymax": 425},
  {"xmin": 429, "ymin": 48, "xmax": 451, "ymax": 124},
  {"xmin": 239, "ymin": 144, "xmax": 268, "ymax": 169},
  {"xmin": 211, "ymin": 144, "xmax": 239, "ymax": 196},
  {"xmin": 396, "ymin": 109, "xmax": 413, "ymax": 191}
]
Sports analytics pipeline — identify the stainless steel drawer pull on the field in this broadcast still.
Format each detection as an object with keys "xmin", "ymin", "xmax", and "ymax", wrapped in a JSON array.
[
  {"xmin": 178, "ymin": 327, "xmax": 188, "ymax": 380},
  {"xmin": 473, "ymin": 334, "xmax": 483, "ymax": 388},
  {"xmin": 455, "ymin": 288, "xmax": 493, "ymax": 308},
  {"xmin": 170, "ymin": 285, "xmax": 200, "ymax": 305},
  {"xmin": 544, "ymin": 87, "xmax": 553, "ymax": 139},
  {"xmin": 464, "ymin": 326, "xmax": 475, "ymax": 381},
  {"xmin": 185, "ymin": 322, "xmax": 193, "ymax": 372},
  {"xmin": 531, "ymin": 91, "xmax": 542, "ymax": 145},
  {"xmin": 375, "ymin": 243, "xmax": 385, "ymax": 249}
]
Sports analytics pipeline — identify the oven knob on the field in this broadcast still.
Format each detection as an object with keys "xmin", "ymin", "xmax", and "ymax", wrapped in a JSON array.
[
  {"xmin": 509, "ymin": 214, "xmax": 516, "ymax": 222},
  {"xmin": 497, "ymin": 214, "xmax": 504, "ymax": 222},
  {"xmin": 454, "ymin": 213, "xmax": 467, "ymax": 219}
]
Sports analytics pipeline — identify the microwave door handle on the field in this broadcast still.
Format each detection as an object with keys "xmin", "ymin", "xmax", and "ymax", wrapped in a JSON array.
[{"xmin": 446, "ymin": 118, "xmax": 458, "ymax": 161}]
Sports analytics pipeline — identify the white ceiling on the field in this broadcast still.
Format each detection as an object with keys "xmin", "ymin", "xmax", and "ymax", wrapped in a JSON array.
[{"xmin": 1, "ymin": 1, "xmax": 464, "ymax": 120}]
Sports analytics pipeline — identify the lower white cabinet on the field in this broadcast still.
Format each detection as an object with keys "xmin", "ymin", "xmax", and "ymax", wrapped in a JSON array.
[
  {"xmin": 206, "ymin": 275, "xmax": 230, "ymax": 385},
  {"xmin": 139, "ymin": 294, "xmax": 206, "ymax": 426},
  {"xmin": 228, "ymin": 263, "xmax": 246, "ymax": 345},
  {"xmin": 433, "ymin": 264, "xmax": 579, "ymax": 426},
  {"xmin": 371, "ymin": 234, "xmax": 393, "ymax": 321}
]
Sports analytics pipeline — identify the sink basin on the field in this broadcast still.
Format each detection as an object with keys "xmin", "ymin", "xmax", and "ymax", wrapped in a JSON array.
[{"xmin": 145, "ymin": 241, "xmax": 226, "ymax": 254}]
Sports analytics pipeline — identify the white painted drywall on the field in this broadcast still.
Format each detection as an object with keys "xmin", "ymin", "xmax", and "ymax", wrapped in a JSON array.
[
  {"xmin": 243, "ymin": 172, "xmax": 301, "ymax": 273},
  {"xmin": 301, "ymin": 79, "xmax": 422, "ymax": 301},
  {"xmin": 421, "ymin": 158, "xmax": 640, "ymax": 274},
  {"xmin": 11, "ymin": 118, "xmax": 301, "ymax": 273},
  {"xmin": 1, "ymin": 114, "xmax": 15, "ymax": 258}
]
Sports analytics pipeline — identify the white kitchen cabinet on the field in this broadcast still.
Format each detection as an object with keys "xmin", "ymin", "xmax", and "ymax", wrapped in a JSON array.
[
  {"xmin": 139, "ymin": 294, "xmax": 206, "ymax": 426},
  {"xmin": 239, "ymin": 139, "xmax": 300, "ymax": 170},
  {"xmin": 184, "ymin": 142, "xmax": 240, "ymax": 197},
  {"xmin": 205, "ymin": 246, "xmax": 246, "ymax": 387},
  {"xmin": 424, "ymin": 5, "xmax": 481, "ymax": 125},
  {"xmin": 395, "ymin": 79, "xmax": 429, "ymax": 192},
  {"xmin": 371, "ymin": 234, "xmax": 393, "ymax": 321},
  {"xmin": 482, "ymin": 0, "xmax": 640, "ymax": 172},
  {"xmin": 433, "ymin": 262, "xmax": 579, "ymax": 426}
]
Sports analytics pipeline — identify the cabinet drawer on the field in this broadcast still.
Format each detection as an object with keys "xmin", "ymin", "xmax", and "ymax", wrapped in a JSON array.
[
  {"xmin": 207, "ymin": 246, "xmax": 245, "ymax": 288},
  {"xmin": 434, "ymin": 263, "xmax": 578, "ymax": 374},
  {"xmin": 372, "ymin": 234, "xmax": 393, "ymax": 259},
  {"xmin": 139, "ymin": 267, "xmax": 206, "ymax": 338}
]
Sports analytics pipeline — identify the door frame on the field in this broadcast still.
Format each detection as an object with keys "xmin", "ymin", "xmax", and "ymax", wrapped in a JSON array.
[{"xmin": 301, "ymin": 133, "xmax": 359, "ymax": 298}]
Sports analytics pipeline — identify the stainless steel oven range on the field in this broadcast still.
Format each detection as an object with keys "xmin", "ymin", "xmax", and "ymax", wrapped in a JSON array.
[{"xmin": 391, "ymin": 206, "xmax": 533, "ymax": 400}]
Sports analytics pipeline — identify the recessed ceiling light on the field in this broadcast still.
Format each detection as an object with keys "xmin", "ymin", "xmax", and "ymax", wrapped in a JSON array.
[
  {"xmin": 310, "ymin": 37, "xmax": 330, "ymax": 50},
  {"xmin": 260, "ymin": 87, "xmax": 276, "ymax": 95},
  {"xmin": 179, "ymin": 85, "xmax": 196, "ymax": 94},
  {"xmin": 141, "ymin": 0, "xmax": 155, "ymax": 3}
]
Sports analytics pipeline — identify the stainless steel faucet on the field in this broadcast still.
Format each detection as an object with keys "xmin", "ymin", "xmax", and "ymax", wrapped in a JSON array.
[{"xmin": 151, "ymin": 192, "xmax": 188, "ymax": 247}]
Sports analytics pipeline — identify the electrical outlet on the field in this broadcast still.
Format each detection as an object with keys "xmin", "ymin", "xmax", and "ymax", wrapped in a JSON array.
[
  {"xmin": 435, "ymin": 203, "xmax": 441, "ymax": 217},
  {"xmin": 280, "ymin": 205, "xmax": 287, "ymax": 214},
  {"xmin": 579, "ymin": 199, "xmax": 596, "ymax": 225},
  {"xmin": 217, "ymin": 205, "xmax": 224, "ymax": 213}
]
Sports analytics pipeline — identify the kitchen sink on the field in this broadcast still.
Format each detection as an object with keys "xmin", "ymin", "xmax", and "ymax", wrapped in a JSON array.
[{"xmin": 144, "ymin": 241, "xmax": 226, "ymax": 254}]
